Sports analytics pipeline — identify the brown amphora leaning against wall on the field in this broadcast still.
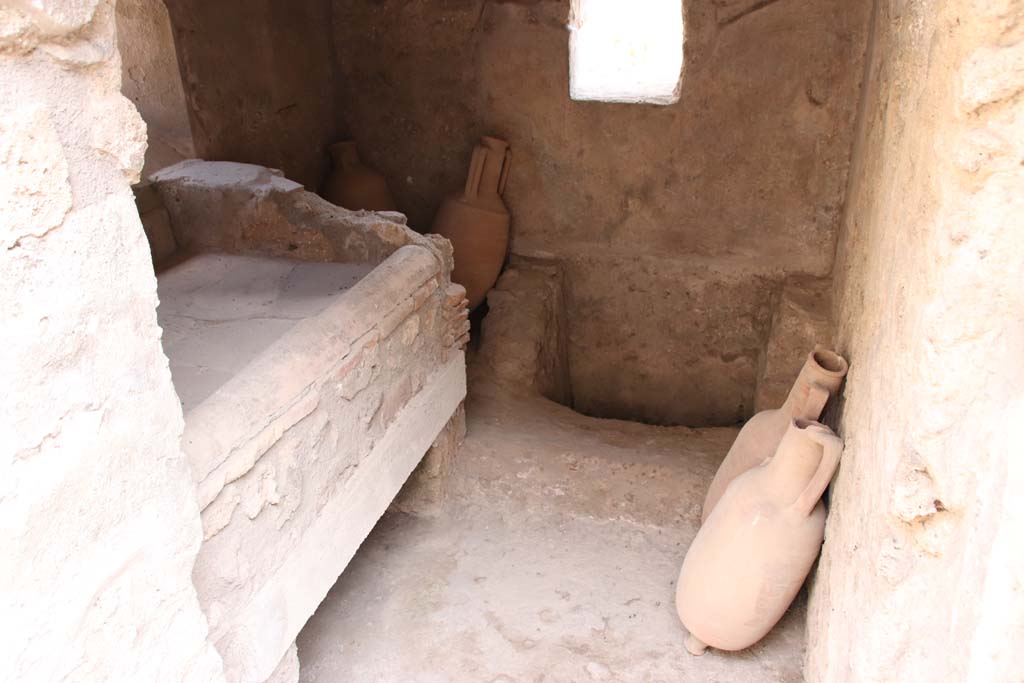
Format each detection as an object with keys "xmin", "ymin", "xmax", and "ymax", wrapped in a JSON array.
[
  {"xmin": 430, "ymin": 136, "xmax": 512, "ymax": 310},
  {"xmin": 676, "ymin": 419, "xmax": 844, "ymax": 655},
  {"xmin": 323, "ymin": 141, "xmax": 398, "ymax": 212},
  {"xmin": 701, "ymin": 346, "xmax": 848, "ymax": 523}
]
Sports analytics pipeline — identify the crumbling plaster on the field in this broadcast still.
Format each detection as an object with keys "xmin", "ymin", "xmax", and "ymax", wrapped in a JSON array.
[
  {"xmin": 807, "ymin": 0, "xmax": 1024, "ymax": 680},
  {"xmin": 0, "ymin": 1, "xmax": 224, "ymax": 680}
]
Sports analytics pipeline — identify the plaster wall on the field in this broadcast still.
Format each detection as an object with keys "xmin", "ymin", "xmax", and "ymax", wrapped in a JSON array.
[
  {"xmin": 806, "ymin": 0, "xmax": 1024, "ymax": 679},
  {"xmin": 330, "ymin": 0, "xmax": 871, "ymax": 425},
  {"xmin": 115, "ymin": 0, "xmax": 195, "ymax": 176},
  {"xmin": 0, "ymin": 2, "xmax": 224, "ymax": 680},
  {"xmin": 163, "ymin": 0, "xmax": 340, "ymax": 190}
]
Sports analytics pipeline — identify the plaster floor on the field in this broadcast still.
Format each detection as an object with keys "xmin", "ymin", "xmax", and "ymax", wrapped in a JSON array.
[
  {"xmin": 297, "ymin": 381, "xmax": 806, "ymax": 682},
  {"xmin": 157, "ymin": 253, "xmax": 373, "ymax": 411}
]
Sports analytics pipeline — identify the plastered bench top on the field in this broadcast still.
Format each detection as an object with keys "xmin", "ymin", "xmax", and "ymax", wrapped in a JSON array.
[
  {"xmin": 159, "ymin": 245, "xmax": 440, "ymax": 509},
  {"xmin": 158, "ymin": 253, "xmax": 376, "ymax": 413}
]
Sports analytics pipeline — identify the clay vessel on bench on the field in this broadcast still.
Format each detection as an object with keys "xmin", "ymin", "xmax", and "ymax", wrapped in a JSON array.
[
  {"xmin": 431, "ymin": 136, "xmax": 512, "ymax": 310},
  {"xmin": 324, "ymin": 141, "xmax": 398, "ymax": 212},
  {"xmin": 701, "ymin": 346, "xmax": 848, "ymax": 524},
  {"xmin": 677, "ymin": 419, "xmax": 844, "ymax": 655}
]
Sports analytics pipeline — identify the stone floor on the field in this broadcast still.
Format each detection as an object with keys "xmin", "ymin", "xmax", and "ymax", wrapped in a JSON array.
[{"xmin": 297, "ymin": 376, "xmax": 806, "ymax": 682}]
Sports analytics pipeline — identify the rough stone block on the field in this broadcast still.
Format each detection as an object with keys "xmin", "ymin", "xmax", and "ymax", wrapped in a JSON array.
[
  {"xmin": 391, "ymin": 402, "xmax": 467, "ymax": 517},
  {"xmin": 476, "ymin": 261, "xmax": 571, "ymax": 405}
]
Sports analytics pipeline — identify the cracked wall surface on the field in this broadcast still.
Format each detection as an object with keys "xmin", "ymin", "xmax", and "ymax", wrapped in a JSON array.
[
  {"xmin": 807, "ymin": 0, "xmax": 1024, "ymax": 679},
  {"xmin": 0, "ymin": 1, "xmax": 225, "ymax": 680}
]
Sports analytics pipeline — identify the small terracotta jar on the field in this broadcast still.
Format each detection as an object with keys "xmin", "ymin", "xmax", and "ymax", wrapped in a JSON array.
[
  {"xmin": 431, "ymin": 136, "xmax": 512, "ymax": 310},
  {"xmin": 701, "ymin": 347, "xmax": 848, "ymax": 524},
  {"xmin": 323, "ymin": 141, "xmax": 397, "ymax": 212},
  {"xmin": 677, "ymin": 419, "xmax": 844, "ymax": 655}
]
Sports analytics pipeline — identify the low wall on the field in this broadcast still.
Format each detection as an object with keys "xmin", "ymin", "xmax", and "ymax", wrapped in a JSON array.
[{"xmin": 151, "ymin": 161, "xmax": 469, "ymax": 682}]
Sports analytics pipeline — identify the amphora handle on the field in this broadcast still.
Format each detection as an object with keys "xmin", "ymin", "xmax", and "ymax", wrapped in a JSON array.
[
  {"xmin": 792, "ymin": 425, "xmax": 844, "ymax": 517},
  {"xmin": 464, "ymin": 146, "xmax": 487, "ymax": 200},
  {"xmin": 498, "ymin": 149, "xmax": 513, "ymax": 196}
]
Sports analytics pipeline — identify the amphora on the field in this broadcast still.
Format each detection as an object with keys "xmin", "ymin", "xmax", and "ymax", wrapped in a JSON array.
[
  {"xmin": 431, "ymin": 136, "xmax": 512, "ymax": 310},
  {"xmin": 323, "ymin": 141, "xmax": 397, "ymax": 212},
  {"xmin": 677, "ymin": 419, "xmax": 844, "ymax": 655},
  {"xmin": 702, "ymin": 346, "xmax": 848, "ymax": 523}
]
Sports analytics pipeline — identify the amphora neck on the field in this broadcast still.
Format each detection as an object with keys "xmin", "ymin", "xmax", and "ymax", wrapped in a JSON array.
[
  {"xmin": 781, "ymin": 347, "xmax": 849, "ymax": 419},
  {"xmin": 464, "ymin": 136, "xmax": 511, "ymax": 200}
]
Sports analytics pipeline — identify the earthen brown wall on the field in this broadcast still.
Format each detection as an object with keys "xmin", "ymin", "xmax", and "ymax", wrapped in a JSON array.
[
  {"xmin": 807, "ymin": 0, "xmax": 1024, "ymax": 679},
  {"xmin": 164, "ymin": 0, "xmax": 340, "ymax": 190},
  {"xmin": 331, "ymin": 0, "xmax": 871, "ymax": 425},
  {"xmin": 160, "ymin": 0, "xmax": 871, "ymax": 425}
]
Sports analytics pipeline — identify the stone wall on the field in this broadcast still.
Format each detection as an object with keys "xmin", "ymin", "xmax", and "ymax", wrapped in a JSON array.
[
  {"xmin": 116, "ymin": 0, "xmax": 195, "ymax": 175},
  {"xmin": 163, "ymin": 0, "xmax": 340, "ymax": 190},
  {"xmin": 806, "ymin": 0, "xmax": 1024, "ymax": 679},
  {"xmin": 0, "ymin": 2, "xmax": 224, "ymax": 680},
  {"xmin": 330, "ymin": 0, "xmax": 871, "ymax": 425}
]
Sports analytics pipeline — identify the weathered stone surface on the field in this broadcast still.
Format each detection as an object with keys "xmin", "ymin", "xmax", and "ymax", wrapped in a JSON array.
[
  {"xmin": 0, "ymin": 105, "xmax": 71, "ymax": 249},
  {"xmin": 0, "ymin": 2, "xmax": 225, "ymax": 681},
  {"xmin": 115, "ymin": 0, "xmax": 195, "ymax": 175},
  {"xmin": 392, "ymin": 402, "xmax": 467, "ymax": 516},
  {"xmin": 806, "ymin": 1, "xmax": 1024, "ymax": 680},
  {"xmin": 754, "ymin": 276, "xmax": 833, "ymax": 413}
]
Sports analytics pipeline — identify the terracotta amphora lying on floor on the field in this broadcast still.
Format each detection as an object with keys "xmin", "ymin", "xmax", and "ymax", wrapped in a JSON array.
[
  {"xmin": 323, "ymin": 141, "xmax": 398, "ymax": 212},
  {"xmin": 431, "ymin": 136, "xmax": 512, "ymax": 310},
  {"xmin": 677, "ymin": 419, "xmax": 844, "ymax": 655},
  {"xmin": 701, "ymin": 346, "xmax": 848, "ymax": 524}
]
